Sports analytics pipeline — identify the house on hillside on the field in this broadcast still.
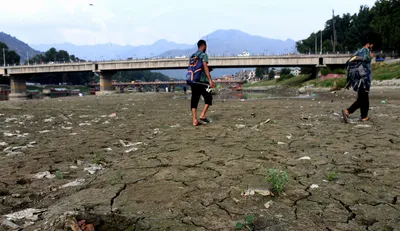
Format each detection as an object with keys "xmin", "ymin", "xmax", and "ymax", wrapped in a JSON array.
[{"xmin": 291, "ymin": 68, "xmax": 301, "ymax": 76}]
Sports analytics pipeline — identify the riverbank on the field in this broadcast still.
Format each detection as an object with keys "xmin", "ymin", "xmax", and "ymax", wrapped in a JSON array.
[{"xmin": 244, "ymin": 62, "xmax": 400, "ymax": 92}]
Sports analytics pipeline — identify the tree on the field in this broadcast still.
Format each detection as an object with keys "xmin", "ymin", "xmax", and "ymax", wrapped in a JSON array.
[
  {"xmin": 56, "ymin": 50, "xmax": 70, "ymax": 62},
  {"xmin": 268, "ymin": 70, "xmax": 275, "ymax": 80},
  {"xmin": 45, "ymin": 48, "xmax": 57, "ymax": 62},
  {"xmin": 296, "ymin": 2, "xmax": 399, "ymax": 54},
  {"xmin": 371, "ymin": 0, "xmax": 400, "ymax": 52},
  {"xmin": 255, "ymin": 67, "xmax": 265, "ymax": 78},
  {"xmin": 0, "ymin": 42, "xmax": 21, "ymax": 65},
  {"xmin": 113, "ymin": 70, "xmax": 170, "ymax": 82},
  {"xmin": 280, "ymin": 68, "xmax": 291, "ymax": 76}
]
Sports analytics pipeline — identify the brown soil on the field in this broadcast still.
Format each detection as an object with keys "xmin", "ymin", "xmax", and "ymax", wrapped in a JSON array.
[{"xmin": 0, "ymin": 89, "xmax": 399, "ymax": 231}]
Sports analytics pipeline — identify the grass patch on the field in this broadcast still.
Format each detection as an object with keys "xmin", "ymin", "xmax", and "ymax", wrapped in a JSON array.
[
  {"xmin": 307, "ymin": 77, "xmax": 347, "ymax": 88},
  {"xmin": 243, "ymin": 75, "xmax": 312, "ymax": 88},
  {"xmin": 27, "ymin": 85, "xmax": 90, "ymax": 93},
  {"xmin": 371, "ymin": 62, "xmax": 400, "ymax": 80},
  {"xmin": 327, "ymin": 171, "xmax": 338, "ymax": 181}
]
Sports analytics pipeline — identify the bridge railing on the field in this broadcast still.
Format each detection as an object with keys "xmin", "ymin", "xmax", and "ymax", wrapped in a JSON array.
[{"xmin": 6, "ymin": 53, "xmax": 355, "ymax": 68}]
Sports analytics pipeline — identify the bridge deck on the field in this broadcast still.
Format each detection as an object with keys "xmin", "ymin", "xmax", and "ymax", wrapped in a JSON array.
[{"xmin": 0, "ymin": 55, "xmax": 350, "ymax": 76}]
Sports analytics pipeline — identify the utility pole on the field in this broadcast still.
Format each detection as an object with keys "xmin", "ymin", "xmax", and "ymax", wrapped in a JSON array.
[
  {"xmin": 320, "ymin": 31, "xmax": 323, "ymax": 55},
  {"xmin": 332, "ymin": 9, "xmax": 337, "ymax": 53},
  {"xmin": 2, "ymin": 48, "xmax": 5, "ymax": 66},
  {"xmin": 315, "ymin": 33, "xmax": 317, "ymax": 54},
  {"xmin": 26, "ymin": 51, "xmax": 29, "ymax": 65}
]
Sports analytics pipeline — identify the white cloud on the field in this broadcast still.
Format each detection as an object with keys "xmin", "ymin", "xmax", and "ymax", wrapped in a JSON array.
[{"xmin": 0, "ymin": 0, "xmax": 377, "ymax": 46}]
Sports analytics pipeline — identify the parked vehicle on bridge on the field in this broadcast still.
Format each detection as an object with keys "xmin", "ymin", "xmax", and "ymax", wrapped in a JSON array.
[{"xmin": 238, "ymin": 51, "xmax": 250, "ymax": 57}]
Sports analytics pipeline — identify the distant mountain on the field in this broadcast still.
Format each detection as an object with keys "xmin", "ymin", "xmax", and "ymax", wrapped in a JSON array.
[
  {"xmin": 156, "ymin": 29, "xmax": 296, "ymax": 78},
  {"xmin": 27, "ymin": 29, "xmax": 296, "ymax": 78},
  {"xmin": 0, "ymin": 32, "xmax": 42, "ymax": 62},
  {"xmin": 158, "ymin": 29, "xmax": 296, "ymax": 57},
  {"xmin": 31, "ymin": 39, "xmax": 193, "ymax": 60}
]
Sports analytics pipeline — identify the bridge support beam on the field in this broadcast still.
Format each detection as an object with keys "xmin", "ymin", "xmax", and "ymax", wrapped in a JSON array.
[
  {"xmin": 96, "ymin": 71, "xmax": 116, "ymax": 95},
  {"xmin": 9, "ymin": 75, "xmax": 28, "ymax": 100}
]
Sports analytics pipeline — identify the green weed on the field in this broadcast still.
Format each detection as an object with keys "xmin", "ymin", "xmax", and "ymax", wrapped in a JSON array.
[
  {"xmin": 265, "ymin": 169, "xmax": 289, "ymax": 196},
  {"xmin": 327, "ymin": 171, "xmax": 338, "ymax": 181},
  {"xmin": 235, "ymin": 215, "xmax": 255, "ymax": 230}
]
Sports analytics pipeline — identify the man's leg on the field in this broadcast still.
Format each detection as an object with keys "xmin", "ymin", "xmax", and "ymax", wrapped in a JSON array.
[
  {"xmin": 191, "ymin": 85, "xmax": 201, "ymax": 125},
  {"xmin": 199, "ymin": 87, "xmax": 213, "ymax": 120},
  {"xmin": 347, "ymin": 90, "xmax": 361, "ymax": 115},
  {"xmin": 360, "ymin": 89, "xmax": 370, "ymax": 119}
]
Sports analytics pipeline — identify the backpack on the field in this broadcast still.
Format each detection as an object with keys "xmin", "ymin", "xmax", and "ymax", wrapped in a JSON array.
[
  {"xmin": 346, "ymin": 48, "xmax": 368, "ymax": 92},
  {"xmin": 186, "ymin": 53, "xmax": 204, "ymax": 85}
]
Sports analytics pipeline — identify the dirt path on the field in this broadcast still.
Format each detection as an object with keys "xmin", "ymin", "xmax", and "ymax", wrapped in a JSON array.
[{"xmin": 0, "ymin": 90, "xmax": 399, "ymax": 231}]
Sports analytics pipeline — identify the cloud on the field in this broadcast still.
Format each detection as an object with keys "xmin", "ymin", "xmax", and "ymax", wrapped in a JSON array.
[{"xmin": 0, "ymin": 0, "xmax": 378, "ymax": 46}]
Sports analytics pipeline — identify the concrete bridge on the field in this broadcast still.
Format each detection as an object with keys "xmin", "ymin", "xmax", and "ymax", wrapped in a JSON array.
[{"xmin": 0, "ymin": 55, "xmax": 350, "ymax": 98}]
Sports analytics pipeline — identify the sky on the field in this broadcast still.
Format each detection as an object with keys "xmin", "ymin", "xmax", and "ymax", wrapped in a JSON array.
[{"xmin": 0, "ymin": 0, "xmax": 377, "ymax": 46}]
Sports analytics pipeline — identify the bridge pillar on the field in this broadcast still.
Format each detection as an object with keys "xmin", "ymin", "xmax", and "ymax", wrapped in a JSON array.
[
  {"xmin": 9, "ymin": 75, "xmax": 28, "ymax": 100},
  {"xmin": 312, "ymin": 65, "xmax": 323, "ymax": 79},
  {"xmin": 96, "ymin": 71, "xmax": 116, "ymax": 95}
]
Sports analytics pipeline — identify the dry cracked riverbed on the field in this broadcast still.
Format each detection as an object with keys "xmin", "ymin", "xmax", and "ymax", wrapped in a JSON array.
[{"xmin": 0, "ymin": 90, "xmax": 399, "ymax": 231}]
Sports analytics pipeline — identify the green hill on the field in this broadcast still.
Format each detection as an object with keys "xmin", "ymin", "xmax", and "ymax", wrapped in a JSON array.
[{"xmin": 0, "ymin": 32, "xmax": 42, "ymax": 62}]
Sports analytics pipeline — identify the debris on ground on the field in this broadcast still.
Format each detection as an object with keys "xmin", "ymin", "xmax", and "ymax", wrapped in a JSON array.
[
  {"xmin": 125, "ymin": 147, "xmax": 138, "ymax": 153},
  {"xmin": 108, "ymin": 113, "xmax": 117, "ymax": 117},
  {"xmin": 103, "ymin": 147, "xmax": 113, "ymax": 151},
  {"xmin": 232, "ymin": 198, "xmax": 240, "ymax": 203},
  {"xmin": 264, "ymin": 200, "xmax": 274, "ymax": 209},
  {"xmin": 355, "ymin": 124, "xmax": 371, "ymax": 128},
  {"xmin": 84, "ymin": 164, "xmax": 103, "ymax": 175},
  {"xmin": 4, "ymin": 117, "xmax": 18, "ymax": 123},
  {"xmin": 70, "ymin": 133, "xmax": 78, "ymax": 136},
  {"xmin": 235, "ymin": 124, "xmax": 246, "ymax": 129},
  {"xmin": 1, "ymin": 216, "xmax": 22, "ymax": 229},
  {"xmin": 70, "ymin": 166, "xmax": 79, "ymax": 169},
  {"xmin": 102, "ymin": 120, "xmax": 110, "ymax": 124},
  {"xmin": 44, "ymin": 117, "xmax": 55, "ymax": 123},
  {"xmin": 33, "ymin": 171, "xmax": 56, "ymax": 179},
  {"xmin": 61, "ymin": 126, "xmax": 73, "ymax": 130},
  {"xmin": 286, "ymin": 134, "xmax": 292, "ymax": 140},
  {"xmin": 241, "ymin": 188, "xmax": 274, "ymax": 197},
  {"xmin": 251, "ymin": 119, "xmax": 271, "ymax": 131},
  {"xmin": 4, "ymin": 208, "xmax": 47, "ymax": 222},
  {"xmin": 170, "ymin": 124, "xmax": 181, "ymax": 128},
  {"xmin": 79, "ymin": 122, "xmax": 92, "ymax": 126},
  {"xmin": 68, "ymin": 217, "xmax": 95, "ymax": 231},
  {"xmin": 277, "ymin": 142, "xmax": 286, "ymax": 145},
  {"xmin": 91, "ymin": 118, "xmax": 101, "ymax": 123},
  {"xmin": 60, "ymin": 179, "xmax": 85, "ymax": 189},
  {"xmin": 3, "ymin": 131, "xmax": 29, "ymax": 138},
  {"xmin": 38, "ymin": 130, "xmax": 52, "ymax": 134},
  {"xmin": 0, "ymin": 142, "xmax": 8, "ymax": 146},
  {"xmin": 119, "ymin": 140, "xmax": 143, "ymax": 147},
  {"xmin": 310, "ymin": 184, "xmax": 319, "ymax": 190},
  {"xmin": 298, "ymin": 156, "xmax": 311, "ymax": 160}
]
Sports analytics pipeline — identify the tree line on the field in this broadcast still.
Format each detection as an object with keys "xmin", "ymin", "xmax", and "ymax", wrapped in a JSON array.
[
  {"xmin": 296, "ymin": 0, "xmax": 399, "ymax": 54},
  {"xmin": 0, "ymin": 46, "xmax": 170, "ymax": 85}
]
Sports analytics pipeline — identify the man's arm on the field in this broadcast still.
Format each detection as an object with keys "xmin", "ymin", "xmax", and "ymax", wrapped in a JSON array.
[{"xmin": 203, "ymin": 62, "xmax": 215, "ymax": 87}]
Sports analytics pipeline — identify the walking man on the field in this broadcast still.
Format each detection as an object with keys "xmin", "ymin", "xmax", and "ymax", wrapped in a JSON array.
[
  {"xmin": 189, "ymin": 40, "xmax": 215, "ymax": 126},
  {"xmin": 344, "ymin": 40, "xmax": 373, "ymax": 121}
]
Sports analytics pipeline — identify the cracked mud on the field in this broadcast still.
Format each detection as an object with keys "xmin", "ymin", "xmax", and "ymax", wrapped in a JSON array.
[{"xmin": 0, "ymin": 90, "xmax": 400, "ymax": 231}]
